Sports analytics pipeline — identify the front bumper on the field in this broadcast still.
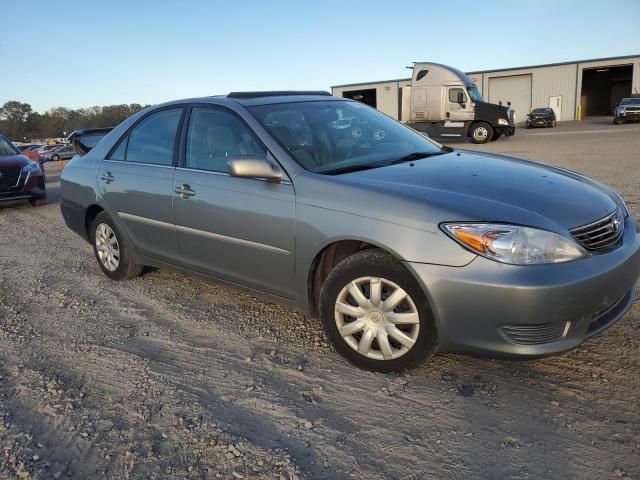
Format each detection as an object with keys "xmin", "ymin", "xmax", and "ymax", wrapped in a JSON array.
[
  {"xmin": 527, "ymin": 118, "xmax": 551, "ymax": 127},
  {"xmin": 0, "ymin": 170, "xmax": 46, "ymax": 202},
  {"xmin": 406, "ymin": 215, "xmax": 640, "ymax": 358}
]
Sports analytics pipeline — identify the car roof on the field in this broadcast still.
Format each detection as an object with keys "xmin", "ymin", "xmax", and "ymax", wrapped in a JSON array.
[{"xmin": 154, "ymin": 91, "xmax": 346, "ymax": 109}]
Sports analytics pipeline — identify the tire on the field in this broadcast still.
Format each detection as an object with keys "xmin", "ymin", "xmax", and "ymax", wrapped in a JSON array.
[
  {"xmin": 29, "ymin": 196, "xmax": 46, "ymax": 207},
  {"xmin": 469, "ymin": 122, "xmax": 493, "ymax": 144},
  {"xmin": 551, "ymin": 120, "xmax": 556, "ymax": 128},
  {"xmin": 90, "ymin": 211, "xmax": 143, "ymax": 280},
  {"xmin": 491, "ymin": 131, "xmax": 502, "ymax": 141},
  {"xmin": 319, "ymin": 249, "xmax": 438, "ymax": 372},
  {"xmin": 51, "ymin": 154, "xmax": 60, "ymax": 162}
]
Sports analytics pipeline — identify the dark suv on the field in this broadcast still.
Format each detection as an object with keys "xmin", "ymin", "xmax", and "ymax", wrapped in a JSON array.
[
  {"xmin": 525, "ymin": 108, "xmax": 556, "ymax": 128},
  {"xmin": 0, "ymin": 134, "xmax": 46, "ymax": 206}
]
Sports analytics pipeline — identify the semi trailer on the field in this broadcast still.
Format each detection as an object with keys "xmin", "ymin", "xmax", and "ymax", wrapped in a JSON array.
[{"xmin": 333, "ymin": 62, "xmax": 515, "ymax": 144}]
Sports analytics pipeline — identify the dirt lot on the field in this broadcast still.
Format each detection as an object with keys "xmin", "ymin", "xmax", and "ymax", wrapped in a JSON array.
[{"xmin": 1, "ymin": 120, "xmax": 639, "ymax": 480}]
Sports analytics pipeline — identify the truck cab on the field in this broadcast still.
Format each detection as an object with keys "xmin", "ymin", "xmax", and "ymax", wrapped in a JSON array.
[{"xmin": 407, "ymin": 62, "xmax": 514, "ymax": 143}]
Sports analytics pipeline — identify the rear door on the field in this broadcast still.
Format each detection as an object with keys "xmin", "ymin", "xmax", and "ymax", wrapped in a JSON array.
[
  {"xmin": 172, "ymin": 105, "xmax": 295, "ymax": 298},
  {"xmin": 98, "ymin": 107, "xmax": 184, "ymax": 264}
]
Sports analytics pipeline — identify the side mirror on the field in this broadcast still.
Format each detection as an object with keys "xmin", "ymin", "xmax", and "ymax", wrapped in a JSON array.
[
  {"xmin": 457, "ymin": 91, "xmax": 465, "ymax": 104},
  {"xmin": 227, "ymin": 156, "xmax": 284, "ymax": 181}
]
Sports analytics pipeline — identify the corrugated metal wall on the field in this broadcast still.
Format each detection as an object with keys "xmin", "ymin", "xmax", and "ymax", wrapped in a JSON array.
[
  {"xmin": 469, "ymin": 64, "xmax": 577, "ymax": 121},
  {"xmin": 332, "ymin": 56, "xmax": 640, "ymax": 122},
  {"xmin": 469, "ymin": 57, "xmax": 640, "ymax": 121}
]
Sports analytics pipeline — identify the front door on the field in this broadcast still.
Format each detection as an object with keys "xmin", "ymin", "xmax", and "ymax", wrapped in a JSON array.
[
  {"xmin": 98, "ymin": 107, "xmax": 184, "ymax": 263},
  {"xmin": 549, "ymin": 96, "xmax": 562, "ymax": 121},
  {"xmin": 446, "ymin": 87, "xmax": 472, "ymax": 122},
  {"xmin": 172, "ymin": 106, "xmax": 295, "ymax": 299}
]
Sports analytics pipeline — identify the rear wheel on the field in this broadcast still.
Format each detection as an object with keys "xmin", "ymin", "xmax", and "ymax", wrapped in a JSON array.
[
  {"xmin": 469, "ymin": 122, "xmax": 493, "ymax": 144},
  {"xmin": 51, "ymin": 154, "xmax": 60, "ymax": 162},
  {"xmin": 319, "ymin": 249, "xmax": 437, "ymax": 372},
  {"xmin": 91, "ymin": 211, "xmax": 143, "ymax": 280}
]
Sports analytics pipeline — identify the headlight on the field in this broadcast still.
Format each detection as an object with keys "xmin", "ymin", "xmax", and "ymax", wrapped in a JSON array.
[
  {"xmin": 497, "ymin": 118, "xmax": 509, "ymax": 126},
  {"xmin": 442, "ymin": 223, "xmax": 588, "ymax": 265},
  {"xmin": 21, "ymin": 161, "xmax": 41, "ymax": 173}
]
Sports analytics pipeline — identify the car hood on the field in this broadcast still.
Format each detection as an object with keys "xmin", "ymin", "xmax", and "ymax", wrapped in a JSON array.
[
  {"xmin": 343, "ymin": 151, "xmax": 618, "ymax": 232},
  {"xmin": 0, "ymin": 154, "xmax": 29, "ymax": 168}
]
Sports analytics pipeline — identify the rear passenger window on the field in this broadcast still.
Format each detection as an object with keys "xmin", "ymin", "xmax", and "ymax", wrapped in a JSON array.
[
  {"xmin": 185, "ymin": 107, "xmax": 266, "ymax": 173},
  {"xmin": 109, "ymin": 108, "xmax": 182, "ymax": 165}
]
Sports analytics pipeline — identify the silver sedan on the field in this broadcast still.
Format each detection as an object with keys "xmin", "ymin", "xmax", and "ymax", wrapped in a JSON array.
[{"xmin": 61, "ymin": 92, "xmax": 640, "ymax": 371}]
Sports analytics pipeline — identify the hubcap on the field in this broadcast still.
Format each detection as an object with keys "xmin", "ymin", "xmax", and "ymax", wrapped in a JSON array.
[
  {"xmin": 334, "ymin": 277, "xmax": 420, "ymax": 361},
  {"xmin": 474, "ymin": 127, "xmax": 488, "ymax": 141},
  {"xmin": 95, "ymin": 223, "xmax": 120, "ymax": 272}
]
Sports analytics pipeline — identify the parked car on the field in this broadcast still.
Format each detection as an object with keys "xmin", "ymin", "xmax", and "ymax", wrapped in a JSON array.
[
  {"xmin": 17, "ymin": 144, "xmax": 41, "ymax": 152},
  {"xmin": 42, "ymin": 145, "xmax": 75, "ymax": 163},
  {"xmin": 525, "ymin": 108, "xmax": 556, "ymax": 128},
  {"xmin": 0, "ymin": 134, "xmax": 46, "ymax": 206},
  {"xmin": 18, "ymin": 144, "xmax": 44, "ymax": 163},
  {"xmin": 613, "ymin": 97, "xmax": 640, "ymax": 124},
  {"xmin": 61, "ymin": 92, "xmax": 639, "ymax": 371},
  {"xmin": 36, "ymin": 144, "xmax": 63, "ymax": 159}
]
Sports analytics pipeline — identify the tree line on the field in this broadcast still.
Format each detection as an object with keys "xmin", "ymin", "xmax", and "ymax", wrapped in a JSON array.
[{"xmin": 0, "ymin": 101, "xmax": 150, "ymax": 142}]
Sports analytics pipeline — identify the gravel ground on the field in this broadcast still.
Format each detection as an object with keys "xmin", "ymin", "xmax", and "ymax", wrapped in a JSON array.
[{"xmin": 1, "ymin": 120, "xmax": 639, "ymax": 480}]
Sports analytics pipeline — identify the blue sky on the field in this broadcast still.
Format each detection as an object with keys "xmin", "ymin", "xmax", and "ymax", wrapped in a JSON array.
[{"xmin": 2, "ymin": 0, "xmax": 639, "ymax": 113}]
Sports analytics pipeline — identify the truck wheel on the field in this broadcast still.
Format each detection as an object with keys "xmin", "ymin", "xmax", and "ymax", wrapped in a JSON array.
[
  {"xmin": 491, "ymin": 131, "xmax": 502, "ymax": 141},
  {"xmin": 469, "ymin": 122, "xmax": 493, "ymax": 144}
]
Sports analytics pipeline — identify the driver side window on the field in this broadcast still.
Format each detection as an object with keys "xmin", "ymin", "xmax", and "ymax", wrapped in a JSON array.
[
  {"xmin": 448, "ymin": 88, "xmax": 466, "ymax": 104},
  {"xmin": 185, "ymin": 108, "xmax": 266, "ymax": 173}
]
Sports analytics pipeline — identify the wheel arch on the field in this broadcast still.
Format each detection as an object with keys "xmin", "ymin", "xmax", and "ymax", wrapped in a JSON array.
[
  {"xmin": 84, "ymin": 204, "xmax": 105, "ymax": 240},
  {"xmin": 306, "ymin": 237, "xmax": 407, "ymax": 317}
]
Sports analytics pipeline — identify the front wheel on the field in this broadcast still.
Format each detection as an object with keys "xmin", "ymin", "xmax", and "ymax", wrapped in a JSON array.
[
  {"xmin": 319, "ymin": 249, "xmax": 437, "ymax": 372},
  {"xmin": 51, "ymin": 154, "xmax": 60, "ymax": 162},
  {"xmin": 491, "ymin": 131, "xmax": 502, "ymax": 141},
  {"xmin": 91, "ymin": 211, "xmax": 143, "ymax": 280},
  {"xmin": 469, "ymin": 122, "xmax": 493, "ymax": 144},
  {"xmin": 551, "ymin": 120, "xmax": 557, "ymax": 128}
]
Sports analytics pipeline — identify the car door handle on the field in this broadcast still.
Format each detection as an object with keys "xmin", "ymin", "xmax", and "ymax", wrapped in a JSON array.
[
  {"xmin": 100, "ymin": 172, "xmax": 115, "ymax": 184},
  {"xmin": 174, "ymin": 184, "xmax": 196, "ymax": 199}
]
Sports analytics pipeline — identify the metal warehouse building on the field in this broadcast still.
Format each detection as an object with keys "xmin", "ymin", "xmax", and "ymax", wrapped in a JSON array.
[{"xmin": 331, "ymin": 54, "xmax": 640, "ymax": 123}]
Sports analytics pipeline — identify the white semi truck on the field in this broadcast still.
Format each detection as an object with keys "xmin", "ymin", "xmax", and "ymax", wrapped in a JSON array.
[{"xmin": 333, "ymin": 62, "xmax": 515, "ymax": 144}]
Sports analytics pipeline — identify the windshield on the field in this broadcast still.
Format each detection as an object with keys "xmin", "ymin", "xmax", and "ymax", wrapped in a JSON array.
[
  {"xmin": 0, "ymin": 136, "xmax": 19, "ymax": 156},
  {"xmin": 532, "ymin": 108, "xmax": 551, "ymax": 114},
  {"xmin": 467, "ymin": 87, "xmax": 483, "ymax": 102},
  {"xmin": 248, "ymin": 100, "xmax": 444, "ymax": 174},
  {"xmin": 621, "ymin": 98, "xmax": 640, "ymax": 105}
]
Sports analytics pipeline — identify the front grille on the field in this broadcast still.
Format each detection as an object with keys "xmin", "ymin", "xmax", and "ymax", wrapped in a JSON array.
[
  {"xmin": 569, "ymin": 209, "xmax": 624, "ymax": 251},
  {"xmin": 499, "ymin": 321, "xmax": 570, "ymax": 345},
  {"xmin": 0, "ymin": 166, "xmax": 21, "ymax": 191}
]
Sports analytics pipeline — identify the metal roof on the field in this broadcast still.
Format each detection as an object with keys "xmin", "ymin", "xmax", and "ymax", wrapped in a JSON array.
[{"xmin": 331, "ymin": 54, "xmax": 640, "ymax": 89}]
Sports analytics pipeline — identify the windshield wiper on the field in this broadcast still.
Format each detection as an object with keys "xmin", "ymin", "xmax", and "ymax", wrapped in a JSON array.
[
  {"xmin": 387, "ymin": 150, "xmax": 448, "ymax": 166},
  {"xmin": 320, "ymin": 163, "xmax": 383, "ymax": 175}
]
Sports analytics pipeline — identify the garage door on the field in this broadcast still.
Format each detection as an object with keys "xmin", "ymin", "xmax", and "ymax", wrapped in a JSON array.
[{"xmin": 488, "ymin": 74, "xmax": 532, "ymax": 124}]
